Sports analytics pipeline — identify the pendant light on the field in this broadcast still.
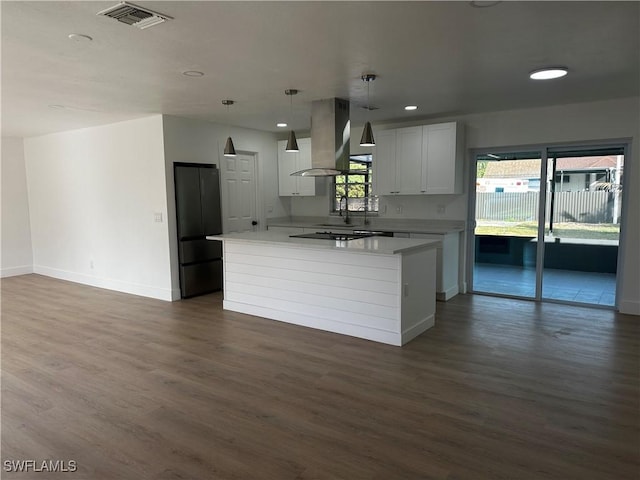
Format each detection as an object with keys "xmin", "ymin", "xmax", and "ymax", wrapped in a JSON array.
[
  {"xmin": 222, "ymin": 99, "xmax": 236, "ymax": 157},
  {"xmin": 360, "ymin": 74, "xmax": 376, "ymax": 147},
  {"xmin": 285, "ymin": 89, "xmax": 299, "ymax": 152}
]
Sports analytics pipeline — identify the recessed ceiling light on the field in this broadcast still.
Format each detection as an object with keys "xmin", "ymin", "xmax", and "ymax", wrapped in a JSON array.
[
  {"xmin": 48, "ymin": 104, "xmax": 66, "ymax": 109},
  {"xmin": 182, "ymin": 70, "xmax": 204, "ymax": 77},
  {"xmin": 529, "ymin": 67, "xmax": 568, "ymax": 80},
  {"xmin": 404, "ymin": 105, "xmax": 418, "ymax": 111},
  {"xmin": 470, "ymin": 1, "xmax": 501, "ymax": 7},
  {"xmin": 277, "ymin": 123, "xmax": 287, "ymax": 128},
  {"xmin": 68, "ymin": 33, "xmax": 93, "ymax": 42}
]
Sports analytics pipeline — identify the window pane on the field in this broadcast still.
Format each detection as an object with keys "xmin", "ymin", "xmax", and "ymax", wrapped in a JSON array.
[{"xmin": 332, "ymin": 155, "xmax": 378, "ymax": 212}]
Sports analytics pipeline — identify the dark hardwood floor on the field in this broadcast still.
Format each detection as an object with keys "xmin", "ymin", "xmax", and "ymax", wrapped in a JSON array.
[{"xmin": 2, "ymin": 274, "xmax": 638, "ymax": 479}]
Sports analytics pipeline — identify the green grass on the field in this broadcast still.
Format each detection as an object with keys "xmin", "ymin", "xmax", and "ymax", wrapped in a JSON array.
[{"xmin": 475, "ymin": 221, "xmax": 620, "ymax": 240}]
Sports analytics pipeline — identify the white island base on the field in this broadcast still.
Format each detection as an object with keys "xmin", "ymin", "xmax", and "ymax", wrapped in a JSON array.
[{"xmin": 212, "ymin": 232, "xmax": 439, "ymax": 346}]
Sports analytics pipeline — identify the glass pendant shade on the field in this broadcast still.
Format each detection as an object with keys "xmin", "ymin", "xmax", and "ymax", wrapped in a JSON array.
[
  {"xmin": 224, "ymin": 136, "xmax": 236, "ymax": 157},
  {"xmin": 285, "ymin": 130, "xmax": 299, "ymax": 152},
  {"xmin": 360, "ymin": 121, "xmax": 375, "ymax": 147}
]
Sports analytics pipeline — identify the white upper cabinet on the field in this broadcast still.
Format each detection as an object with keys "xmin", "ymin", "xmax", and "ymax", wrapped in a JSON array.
[
  {"xmin": 396, "ymin": 126, "xmax": 423, "ymax": 194},
  {"xmin": 373, "ymin": 126, "xmax": 423, "ymax": 195},
  {"xmin": 277, "ymin": 141, "xmax": 297, "ymax": 196},
  {"xmin": 277, "ymin": 138, "xmax": 315, "ymax": 196},
  {"xmin": 372, "ymin": 129, "xmax": 398, "ymax": 195},
  {"xmin": 422, "ymin": 122, "xmax": 464, "ymax": 194},
  {"xmin": 373, "ymin": 121, "xmax": 464, "ymax": 195}
]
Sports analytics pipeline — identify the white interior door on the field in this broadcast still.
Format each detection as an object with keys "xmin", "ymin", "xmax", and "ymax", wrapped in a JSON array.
[{"xmin": 220, "ymin": 153, "xmax": 257, "ymax": 233}]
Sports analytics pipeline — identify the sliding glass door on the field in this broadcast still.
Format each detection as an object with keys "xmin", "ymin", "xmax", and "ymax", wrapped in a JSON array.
[
  {"xmin": 470, "ymin": 145, "xmax": 625, "ymax": 308},
  {"xmin": 472, "ymin": 151, "xmax": 543, "ymax": 298},
  {"xmin": 541, "ymin": 148, "xmax": 624, "ymax": 306}
]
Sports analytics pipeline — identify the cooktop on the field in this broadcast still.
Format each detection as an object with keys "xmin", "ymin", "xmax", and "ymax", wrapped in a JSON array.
[{"xmin": 289, "ymin": 231, "xmax": 374, "ymax": 241}]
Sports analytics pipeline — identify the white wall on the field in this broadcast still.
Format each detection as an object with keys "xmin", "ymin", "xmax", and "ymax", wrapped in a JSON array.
[
  {"xmin": 161, "ymin": 115, "xmax": 281, "ymax": 299},
  {"xmin": 1, "ymin": 137, "xmax": 33, "ymax": 276},
  {"xmin": 291, "ymin": 97, "xmax": 640, "ymax": 314},
  {"xmin": 23, "ymin": 116, "xmax": 174, "ymax": 300}
]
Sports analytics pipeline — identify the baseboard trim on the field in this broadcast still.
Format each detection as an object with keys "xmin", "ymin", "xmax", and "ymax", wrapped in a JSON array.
[
  {"xmin": 618, "ymin": 299, "xmax": 640, "ymax": 316},
  {"xmin": 33, "ymin": 265, "xmax": 173, "ymax": 301},
  {"xmin": 1, "ymin": 265, "xmax": 34, "ymax": 278},
  {"xmin": 436, "ymin": 285, "xmax": 460, "ymax": 302},
  {"xmin": 401, "ymin": 314, "xmax": 435, "ymax": 345}
]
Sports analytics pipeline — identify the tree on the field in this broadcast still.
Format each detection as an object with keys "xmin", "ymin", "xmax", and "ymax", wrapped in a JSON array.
[{"xmin": 477, "ymin": 161, "xmax": 488, "ymax": 178}]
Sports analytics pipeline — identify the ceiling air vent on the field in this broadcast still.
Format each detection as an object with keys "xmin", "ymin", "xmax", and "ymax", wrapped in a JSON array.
[{"xmin": 97, "ymin": 2, "xmax": 172, "ymax": 30}]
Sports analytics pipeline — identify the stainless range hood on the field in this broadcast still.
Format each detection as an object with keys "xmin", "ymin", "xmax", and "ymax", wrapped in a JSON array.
[{"xmin": 291, "ymin": 98, "xmax": 350, "ymax": 176}]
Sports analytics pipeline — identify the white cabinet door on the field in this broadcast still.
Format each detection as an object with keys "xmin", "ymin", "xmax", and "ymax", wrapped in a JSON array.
[
  {"xmin": 277, "ymin": 138, "xmax": 315, "ymax": 196},
  {"xmin": 278, "ymin": 140, "xmax": 298, "ymax": 196},
  {"xmin": 422, "ymin": 122, "xmax": 462, "ymax": 194},
  {"xmin": 295, "ymin": 138, "xmax": 315, "ymax": 196},
  {"xmin": 373, "ymin": 129, "xmax": 398, "ymax": 195},
  {"xmin": 373, "ymin": 122, "xmax": 463, "ymax": 196},
  {"xmin": 395, "ymin": 126, "xmax": 423, "ymax": 195}
]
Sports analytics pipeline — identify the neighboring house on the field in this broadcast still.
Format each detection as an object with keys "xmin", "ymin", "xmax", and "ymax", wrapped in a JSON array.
[{"xmin": 480, "ymin": 156, "xmax": 623, "ymax": 192}]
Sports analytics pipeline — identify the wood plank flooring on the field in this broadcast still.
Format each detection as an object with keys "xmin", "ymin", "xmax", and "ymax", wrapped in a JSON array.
[{"xmin": 2, "ymin": 274, "xmax": 638, "ymax": 479}]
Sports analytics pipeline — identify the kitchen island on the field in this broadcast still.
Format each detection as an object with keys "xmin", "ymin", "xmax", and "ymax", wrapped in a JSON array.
[
  {"xmin": 267, "ymin": 217, "xmax": 465, "ymax": 301},
  {"xmin": 207, "ymin": 231, "xmax": 440, "ymax": 346}
]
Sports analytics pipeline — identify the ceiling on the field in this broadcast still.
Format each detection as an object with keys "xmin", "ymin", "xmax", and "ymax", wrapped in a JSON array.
[{"xmin": 2, "ymin": 1, "xmax": 639, "ymax": 138}]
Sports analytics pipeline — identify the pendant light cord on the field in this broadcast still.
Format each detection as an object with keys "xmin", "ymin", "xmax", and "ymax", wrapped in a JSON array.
[
  {"xmin": 367, "ymin": 79, "xmax": 371, "ymax": 111},
  {"xmin": 289, "ymin": 91, "xmax": 293, "ymax": 126}
]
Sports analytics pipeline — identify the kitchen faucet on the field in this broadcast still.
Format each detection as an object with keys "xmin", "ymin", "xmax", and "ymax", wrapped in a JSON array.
[
  {"xmin": 363, "ymin": 196, "xmax": 370, "ymax": 225},
  {"xmin": 339, "ymin": 195, "xmax": 351, "ymax": 224}
]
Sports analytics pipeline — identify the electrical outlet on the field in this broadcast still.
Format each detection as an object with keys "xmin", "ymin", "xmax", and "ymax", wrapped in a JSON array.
[
  {"xmin": 437, "ymin": 204, "xmax": 446, "ymax": 214},
  {"xmin": 154, "ymin": 212, "xmax": 163, "ymax": 223},
  {"xmin": 396, "ymin": 205, "xmax": 403, "ymax": 214}
]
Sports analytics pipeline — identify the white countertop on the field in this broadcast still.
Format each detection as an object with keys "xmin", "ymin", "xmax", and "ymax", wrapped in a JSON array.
[
  {"xmin": 207, "ymin": 231, "xmax": 440, "ymax": 255},
  {"xmin": 266, "ymin": 216, "xmax": 465, "ymax": 234}
]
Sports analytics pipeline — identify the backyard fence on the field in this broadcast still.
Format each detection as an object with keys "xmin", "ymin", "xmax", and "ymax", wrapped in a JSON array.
[{"xmin": 476, "ymin": 191, "xmax": 621, "ymax": 224}]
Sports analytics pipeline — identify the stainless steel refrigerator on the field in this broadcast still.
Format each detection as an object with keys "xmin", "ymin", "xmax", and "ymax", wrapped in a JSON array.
[{"xmin": 174, "ymin": 163, "xmax": 223, "ymax": 298}]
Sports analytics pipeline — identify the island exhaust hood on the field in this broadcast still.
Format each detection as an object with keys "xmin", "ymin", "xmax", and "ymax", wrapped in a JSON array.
[{"xmin": 291, "ymin": 98, "xmax": 350, "ymax": 177}]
